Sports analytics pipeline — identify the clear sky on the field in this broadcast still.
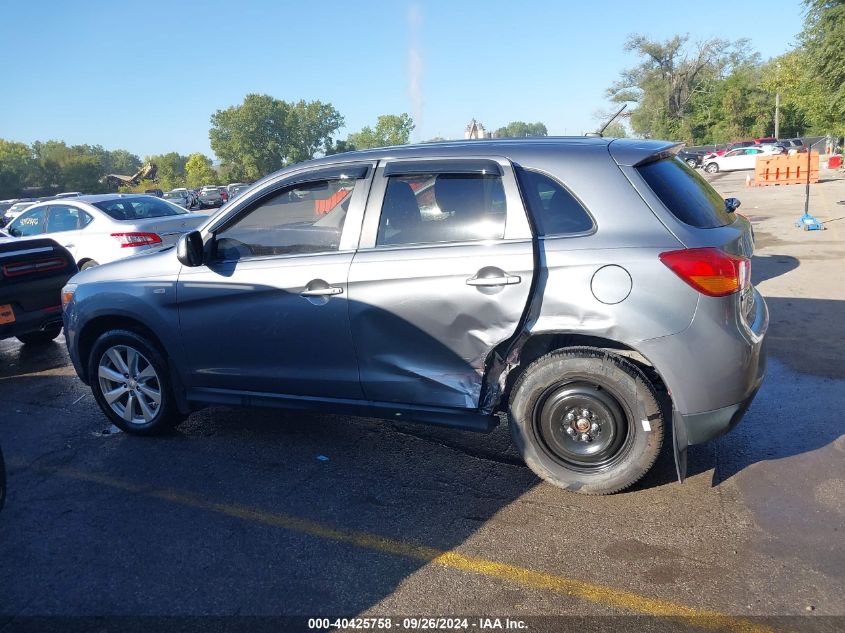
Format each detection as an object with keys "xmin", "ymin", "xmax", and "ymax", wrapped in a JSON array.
[{"xmin": 0, "ymin": 0, "xmax": 805, "ymax": 160}]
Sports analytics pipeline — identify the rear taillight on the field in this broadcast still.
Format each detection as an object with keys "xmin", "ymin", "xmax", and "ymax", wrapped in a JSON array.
[
  {"xmin": 111, "ymin": 232, "xmax": 162, "ymax": 248},
  {"xmin": 2, "ymin": 257, "xmax": 67, "ymax": 277},
  {"xmin": 659, "ymin": 247, "xmax": 750, "ymax": 297}
]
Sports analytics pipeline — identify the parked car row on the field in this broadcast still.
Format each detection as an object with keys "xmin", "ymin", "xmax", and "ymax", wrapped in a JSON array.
[
  {"xmin": 676, "ymin": 138, "xmax": 808, "ymax": 174},
  {"xmin": 703, "ymin": 145, "xmax": 781, "ymax": 173}
]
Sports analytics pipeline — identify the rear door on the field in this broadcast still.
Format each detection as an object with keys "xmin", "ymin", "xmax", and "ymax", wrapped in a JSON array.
[
  {"xmin": 44, "ymin": 204, "xmax": 93, "ymax": 261},
  {"xmin": 347, "ymin": 157, "xmax": 534, "ymax": 409}
]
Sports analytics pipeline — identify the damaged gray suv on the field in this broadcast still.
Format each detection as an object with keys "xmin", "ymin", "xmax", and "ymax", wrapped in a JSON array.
[{"xmin": 62, "ymin": 138, "xmax": 767, "ymax": 494}]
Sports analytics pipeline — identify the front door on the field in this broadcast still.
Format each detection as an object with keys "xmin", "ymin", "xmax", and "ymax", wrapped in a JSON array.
[
  {"xmin": 347, "ymin": 158, "xmax": 535, "ymax": 409},
  {"xmin": 177, "ymin": 166, "xmax": 372, "ymax": 399}
]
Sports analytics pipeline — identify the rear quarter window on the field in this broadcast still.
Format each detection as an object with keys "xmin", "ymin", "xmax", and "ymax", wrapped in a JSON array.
[
  {"xmin": 636, "ymin": 158, "xmax": 732, "ymax": 228},
  {"xmin": 515, "ymin": 168, "xmax": 593, "ymax": 236}
]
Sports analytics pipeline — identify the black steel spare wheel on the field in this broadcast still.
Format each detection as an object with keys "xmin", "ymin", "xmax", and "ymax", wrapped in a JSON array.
[
  {"xmin": 509, "ymin": 347, "xmax": 664, "ymax": 495},
  {"xmin": 535, "ymin": 381, "xmax": 631, "ymax": 470}
]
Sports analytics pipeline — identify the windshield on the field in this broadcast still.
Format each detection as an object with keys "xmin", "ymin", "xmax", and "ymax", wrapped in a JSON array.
[
  {"xmin": 93, "ymin": 196, "xmax": 188, "ymax": 220},
  {"xmin": 163, "ymin": 192, "xmax": 182, "ymax": 199}
]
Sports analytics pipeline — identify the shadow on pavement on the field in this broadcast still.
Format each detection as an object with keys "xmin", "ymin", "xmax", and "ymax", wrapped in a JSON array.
[{"xmin": 751, "ymin": 254, "xmax": 799, "ymax": 285}]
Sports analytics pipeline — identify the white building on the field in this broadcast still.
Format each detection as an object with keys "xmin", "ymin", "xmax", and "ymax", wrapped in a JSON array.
[{"xmin": 465, "ymin": 119, "xmax": 493, "ymax": 139}]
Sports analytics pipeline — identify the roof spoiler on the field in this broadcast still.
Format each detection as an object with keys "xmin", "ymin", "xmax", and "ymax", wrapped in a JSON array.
[{"xmin": 607, "ymin": 139, "xmax": 684, "ymax": 167}]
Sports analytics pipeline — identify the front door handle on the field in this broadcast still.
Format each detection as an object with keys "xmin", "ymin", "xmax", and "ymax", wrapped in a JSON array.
[
  {"xmin": 300, "ymin": 286, "xmax": 343, "ymax": 297},
  {"xmin": 63, "ymin": 243, "xmax": 75, "ymax": 248},
  {"xmin": 466, "ymin": 274, "xmax": 521, "ymax": 287}
]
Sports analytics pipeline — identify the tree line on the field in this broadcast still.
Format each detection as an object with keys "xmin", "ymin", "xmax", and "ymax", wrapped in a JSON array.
[
  {"xmin": 606, "ymin": 0, "xmax": 844, "ymax": 144},
  {"xmin": 8, "ymin": 1, "xmax": 836, "ymax": 199}
]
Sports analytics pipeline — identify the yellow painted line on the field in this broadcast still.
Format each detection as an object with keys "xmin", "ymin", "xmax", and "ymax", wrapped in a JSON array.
[
  {"xmin": 32, "ymin": 464, "xmax": 783, "ymax": 633},
  {"xmin": 0, "ymin": 366, "xmax": 77, "ymax": 381}
]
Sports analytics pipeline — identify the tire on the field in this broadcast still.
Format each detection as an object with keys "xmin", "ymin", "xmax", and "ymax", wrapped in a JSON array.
[
  {"xmin": 508, "ymin": 348, "xmax": 664, "ymax": 495},
  {"xmin": 16, "ymin": 325, "xmax": 62, "ymax": 346},
  {"xmin": 87, "ymin": 329, "xmax": 183, "ymax": 435},
  {"xmin": 80, "ymin": 260, "xmax": 99, "ymax": 270},
  {"xmin": 704, "ymin": 162, "xmax": 719, "ymax": 173},
  {"xmin": 686, "ymin": 159, "xmax": 698, "ymax": 169}
]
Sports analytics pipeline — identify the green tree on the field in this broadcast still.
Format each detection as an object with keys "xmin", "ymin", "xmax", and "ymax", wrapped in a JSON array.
[
  {"xmin": 800, "ymin": 0, "xmax": 845, "ymax": 134},
  {"xmin": 210, "ymin": 94, "xmax": 290, "ymax": 181},
  {"xmin": 600, "ymin": 122, "xmax": 628, "ymax": 138},
  {"xmin": 286, "ymin": 100, "xmax": 345, "ymax": 163},
  {"xmin": 0, "ymin": 140, "xmax": 36, "ymax": 198},
  {"xmin": 607, "ymin": 35, "xmax": 752, "ymax": 142},
  {"xmin": 347, "ymin": 113, "xmax": 415, "ymax": 149},
  {"xmin": 185, "ymin": 153, "xmax": 217, "ymax": 188},
  {"xmin": 493, "ymin": 121, "xmax": 548, "ymax": 137},
  {"xmin": 209, "ymin": 94, "xmax": 344, "ymax": 180},
  {"xmin": 61, "ymin": 155, "xmax": 105, "ymax": 193},
  {"xmin": 146, "ymin": 151, "xmax": 188, "ymax": 190},
  {"xmin": 325, "ymin": 139, "xmax": 357, "ymax": 155},
  {"xmin": 103, "ymin": 148, "xmax": 143, "ymax": 175}
]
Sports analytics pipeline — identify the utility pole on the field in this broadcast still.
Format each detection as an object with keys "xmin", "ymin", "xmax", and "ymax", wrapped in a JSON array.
[{"xmin": 774, "ymin": 62, "xmax": 781, "ymax": 139}]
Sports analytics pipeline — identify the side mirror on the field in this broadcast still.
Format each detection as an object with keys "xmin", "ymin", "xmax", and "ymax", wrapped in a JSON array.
[
  {"xmin": 725, "ymin": 197, "xmax": 741, "ymax": 213},
  {"xmin": 177, "ymin": 231, "xmax": 204, "ymax": 267}
]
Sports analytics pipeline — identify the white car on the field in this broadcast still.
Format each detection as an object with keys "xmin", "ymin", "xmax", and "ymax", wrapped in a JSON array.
[
  {"xmin": 3, "ymin": 194, "xmax": 208, "ymax": 269},
  {"xmin": 703, "ymin": 146, "xmax": 779, "ymax": 173}
]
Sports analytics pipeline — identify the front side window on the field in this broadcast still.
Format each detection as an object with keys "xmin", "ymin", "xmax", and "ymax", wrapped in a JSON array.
[
  {"xmin": 376, "ymin": 173, "xmax": 506, "ymax": 247},
  {"xmin": 9, "ymin": 208, "xmax": 47, "ymax": 237},
  {"xmin": 214, "ymin": 178, "xmax": 354, "ymax": 260},
  {"xmin": 515, "ymin": 168, "xmax": 593, "ymax": 236}
]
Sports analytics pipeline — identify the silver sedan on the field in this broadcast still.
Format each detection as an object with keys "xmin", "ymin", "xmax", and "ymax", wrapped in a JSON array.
[{"xmin": 2, "ymin": 194, "xmax": 208, "ymax": 269}]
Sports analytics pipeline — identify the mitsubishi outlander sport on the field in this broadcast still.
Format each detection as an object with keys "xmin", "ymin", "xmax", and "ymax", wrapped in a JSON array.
[{"xmin": 62, "ymin": 138, "xmax": 767, "ymax": 494}]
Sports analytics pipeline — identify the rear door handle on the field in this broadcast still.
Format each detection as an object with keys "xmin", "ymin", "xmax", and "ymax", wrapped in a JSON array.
[
  {"xmin": 63, "ymin": 243, "xmax": 75, "ymax": 248},
  {"xmin": 300, "ymin": 286, "xmax": 343, "ymax": 297},
  {"xmin": 466, "ymin": 275, "xmax": 521, "ymax": 287}
]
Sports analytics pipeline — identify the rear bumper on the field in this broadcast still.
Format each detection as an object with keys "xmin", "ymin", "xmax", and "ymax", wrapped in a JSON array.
[
  {"xmin": 670, "ymin": 377, "xmax": 763, "ymax": 483},
  {"xmin": 638, "ymin": 288, "xmax": 768, "ymax": 481},
  {"xmin": 0, "ymin": 305, "xmax": 64, "ymax": 341}
]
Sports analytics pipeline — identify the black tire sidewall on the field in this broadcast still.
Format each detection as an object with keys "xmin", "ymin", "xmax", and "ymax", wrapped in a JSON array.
[
  {"xmin": 509, "ymin": 350, "xmax": 664, "ymax": 495},
  {"xmin": 87, "ymin": 329, "xmax": 180, "ymax": 435}
]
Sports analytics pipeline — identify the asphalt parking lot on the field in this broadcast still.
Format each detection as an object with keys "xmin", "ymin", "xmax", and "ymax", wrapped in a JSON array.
[{"xmin": 1, "ymin": 169, "xmax": 844, "ymax": 631}]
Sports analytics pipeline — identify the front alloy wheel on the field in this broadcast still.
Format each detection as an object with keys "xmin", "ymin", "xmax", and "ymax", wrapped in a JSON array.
[
  {"xmin": 98, "ymin": 345, "xmax": 162, "ymax": 425},
  {"xmin": 88, "ymin": 329, "xmax": 183, "ymax": 434}
]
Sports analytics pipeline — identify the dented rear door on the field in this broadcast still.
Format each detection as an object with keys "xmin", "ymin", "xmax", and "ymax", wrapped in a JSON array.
[{"xmin": 347, "ymin": 157, "xmax": 534, "ymax": 409}]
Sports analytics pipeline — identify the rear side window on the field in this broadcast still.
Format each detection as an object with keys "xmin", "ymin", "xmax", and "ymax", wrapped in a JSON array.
[
  {"xmin": 376, "ymin": 173, "xmax": 506, "ymax": 247},
  {"xmin": 93, "ymin": 196, "xmax": 188, "ymax": 220},
  {"xmin": 637, "ymin": 158, "xmax": 732, "ymax": 228},
  {"xmin": 515, "ymin": 168, "xmax": 593, "ymax": 236}
]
